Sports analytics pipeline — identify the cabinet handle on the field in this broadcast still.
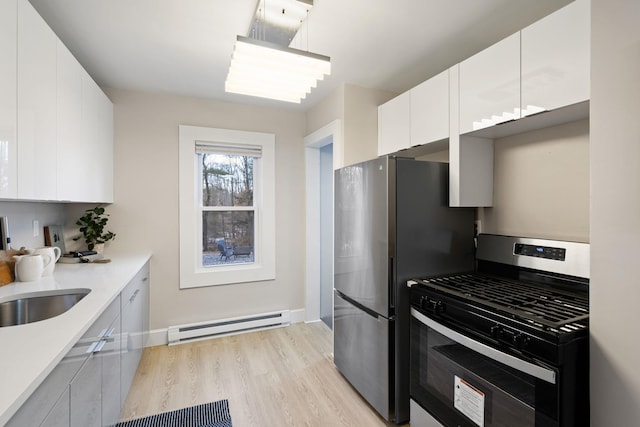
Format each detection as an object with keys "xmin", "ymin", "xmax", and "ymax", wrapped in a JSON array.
[
  {"xmin": 101, "ymin": 327, "xmax": 115, "ymax": 338},
  {"xmin": 86, "ymin": 339, "xmax": 106, "ymax": 354},
  {"xmin": 93, "ymin": 340, "xmax": 106, "ymax": 353},
  {"xmin": 142, "ymin": 277, "xmax": 148, "ymax": 282},
  {"xmin": 130, "ymin": 289, "xmax": 140, "ymax": 303}
]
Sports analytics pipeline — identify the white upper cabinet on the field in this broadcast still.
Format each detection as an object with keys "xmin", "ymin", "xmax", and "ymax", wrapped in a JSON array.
[
  {"xmin": 449, "ymin": 65, "xmax": 494, "ymax": 207},
  {"xmin": 521, "ymin": 0, "xmax": 590, "ymax": 115},
  {"xmin": 82, "ymin": 71, "xmax": 114, "ymax": 203},
  {"xmin": 57, "ymin": 40, "xmax": 86, "ymax": 201},
  {"xmin": 58, "ymin": 44, "xmax": 114, "ymax": 204},
  {"xmin": 410, "ymin": 69, "xmax": 449, "ymax": 146},
  {"xmin": 378, "ymin": 91, "xmax": 411, "ymax": 156},
  {"xmin": 0, "ymin": 0, "xmax": 17, "ymax": 199},
  {"xmin": 459, "ymin": 32, "xmax": 521, "ymax": 134},
  {"xmin": 17, "ymin": 0, "xmax": 57, "ymax": 200},
  {"xmin": 8, "ymin": 0, "xmax": 114, "ymax": 203},
  {"xmin": 378, "ymin": 69, "xmax": 449, "ymax": 156}
]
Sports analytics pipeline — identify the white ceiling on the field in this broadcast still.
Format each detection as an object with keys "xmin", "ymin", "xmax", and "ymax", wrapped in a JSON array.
[{"xmin": 28, "ymin": 0, "xmax": 572, "ymax": 111}]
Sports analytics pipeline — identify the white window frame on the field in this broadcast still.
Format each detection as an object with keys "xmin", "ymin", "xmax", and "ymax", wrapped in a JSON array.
[{"xmin": 179, "ymin": 125, "xmax": 276, "ymax": 288}]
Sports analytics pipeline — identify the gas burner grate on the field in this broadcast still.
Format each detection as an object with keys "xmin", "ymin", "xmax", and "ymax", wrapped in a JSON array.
[{"xmin": 418, "ymin": 273, "xmax": 589, "ymax": 330}]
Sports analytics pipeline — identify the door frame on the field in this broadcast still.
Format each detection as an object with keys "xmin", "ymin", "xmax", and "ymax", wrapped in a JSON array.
[{"xmin": 304, "ymin": 119, "xmax": 342, "ymax": 322}]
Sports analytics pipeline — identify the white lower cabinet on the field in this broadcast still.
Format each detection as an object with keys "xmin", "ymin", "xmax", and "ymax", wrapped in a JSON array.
[
  {"xmin": 101, "ymin": 312, "xmax": 122, "ymax": 426},
  {"xmin": 41, "ymin": 391, "xmax": 70, "ymax": 427},
  {"xmin": 69, "ymin": 299, "xmax": 121, "ymax": 427},
  {"xmin": 6, "ymin": 262, "xmax": 150, "ymax": 426},
  {"xmin": 69, "ymin": 351, "xmax": 103, "ymax": 427},
  {"xmin": 6, "ymin": 296, "xmax": 119, "ymax": 426},
  {"xmin": 121, "ymin": 262, "xmax": 150, "ymax": 406}
]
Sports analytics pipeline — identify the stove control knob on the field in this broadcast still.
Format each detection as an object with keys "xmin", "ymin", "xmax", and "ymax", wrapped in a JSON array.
[
  {"xmin": 421, "ymin": 299, "xmax": 445, "ymax": 315},
  {"xmin": 512, "ymin": 333, "xmax": 530, "ymax": 349},
  {"xmin": 490, "ymin": 325, "xmax": 503, "ymax": 339},
  {"xmin": 512, "ymin": 333, "xmax": 522, "ymax": 346}
]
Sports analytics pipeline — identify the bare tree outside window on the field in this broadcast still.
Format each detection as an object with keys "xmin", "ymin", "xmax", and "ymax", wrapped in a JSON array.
[{"xmin": 200, "ymin": 153, "xmax": 255, "ymax": 266}]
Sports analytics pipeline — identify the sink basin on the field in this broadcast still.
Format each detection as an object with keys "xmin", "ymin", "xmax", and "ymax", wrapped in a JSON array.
[{"xmin": 0, "ymin": 289, "xmax": 91, "ymax": 327}]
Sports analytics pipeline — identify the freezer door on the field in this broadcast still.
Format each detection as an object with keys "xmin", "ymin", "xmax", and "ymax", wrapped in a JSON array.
[
  {"xmin": 334, "ymin": 291, "xmax": 391, "ymax": 420},
  {"xmin": 334, "ymin": 157, "xmax": 390, "ymax": 317}
]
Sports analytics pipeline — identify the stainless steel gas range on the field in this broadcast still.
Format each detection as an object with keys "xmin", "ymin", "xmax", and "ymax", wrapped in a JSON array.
[{"xmin": 409, "ymin": 234, "xmax": 590, "ymax": 427}]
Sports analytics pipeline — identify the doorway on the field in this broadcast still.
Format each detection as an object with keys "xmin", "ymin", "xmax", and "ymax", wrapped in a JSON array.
[
  {"xmin": 304, "ymin": 120, "xmax": 342, "ymax": 328},
  {"xmin": 319, "ymin": 143, "xmax": 333, "ymax": 328}
]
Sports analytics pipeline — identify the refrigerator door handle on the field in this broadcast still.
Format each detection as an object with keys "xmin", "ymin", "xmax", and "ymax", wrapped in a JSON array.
[
  {"xmin": 336, "ymin": 291, "xmax": 382, "ymax": 320},
  {"xmin": 389, "ymin": 256, "xmax": 395, "ymax": 310}
]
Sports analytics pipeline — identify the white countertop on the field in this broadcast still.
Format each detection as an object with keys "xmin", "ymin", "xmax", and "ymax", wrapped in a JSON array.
[{"xmin": 0, "ymin": 252, "xmax": 152, "ymax": 426}]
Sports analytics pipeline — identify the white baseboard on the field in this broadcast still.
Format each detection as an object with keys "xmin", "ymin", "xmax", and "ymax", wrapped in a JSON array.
[
  {"xmin": 146, "ymin": 329, "xmax": 168, "ymax": 347},
  {"xmin": 290, "ymin": 308, "xmax": 305, "ymax": 324},
  {"xmin": 144, "ymin": 308, "xmax": 306, "ymax": 347}
]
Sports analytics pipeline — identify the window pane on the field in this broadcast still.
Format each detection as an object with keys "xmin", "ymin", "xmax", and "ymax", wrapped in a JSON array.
[
  {"xmin": 202, "ymin": 211, "xmax": 255, "ymax": 266},
  {"xmin": 200, "ymin": 153, "xmax": 254, "ymax": 207}
]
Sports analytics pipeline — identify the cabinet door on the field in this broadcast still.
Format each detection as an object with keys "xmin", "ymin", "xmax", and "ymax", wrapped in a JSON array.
[
  {"xmin": 70, "ymin": 355, "xmax": 101, "ymax": 427},
  {"xmin": 17, "ymin": 0, "xmax": 57, "ymax": 200},
  {"xmin": 410, "ymin": 69, "xmax": 449, "ymax": 145},
  {"xmin": 101, "ymin": 314, "xmax": 121, "ymax": 426},
  {"xmin": 57, "ymin": 40, "xmax": 86, "ymax": 202},
  {"xmin": 459, "ymin": 32, "xmax": 520, "ymax": 134},
  {"xmin": 141, "ymin": 264, "xmax": 150, "ymax": 347},
  {"xmin": 0, "ymin": 0, "xmax": 17, "ymax": 199},
  {"xmin": 120, "ymin": 266, "xmax": 147, "ymax": 405},
  {"xmin": 521, "ymin": 0, "xmax": 590, "ymax": 115},
  {"xmin": 6, "ymin": 351, "xmax": 80, "ymax": 427},
  {"xmin": 378, "ymin": 91, "xmax": 410, "ymax": 156},
  {"xmin": 449, "ymin": 65, "xmax": 494, "ymax": 207},
  {"xmin": 69, "ymin": 296, "xmax": 120, "ymax": 427},
  {"xmin": 40, "ymin": 389, "xmax": 69, "ymax": 427},
  {"xmin": 82, "ymin": 72, "xmax": 114, "ymax": 203}
]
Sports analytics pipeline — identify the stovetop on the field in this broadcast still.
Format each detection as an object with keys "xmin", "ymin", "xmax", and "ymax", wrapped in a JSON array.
[
  {"xmin": 411, "ymin": 272, "xmax": 588, "ymax": 334},
  {"xmin": 409, "ymin": 235, "xmax": 590, "ymax": 364}
]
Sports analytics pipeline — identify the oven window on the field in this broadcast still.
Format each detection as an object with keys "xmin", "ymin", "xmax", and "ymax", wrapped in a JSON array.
[{"xmin": 411, "ymin": 316, "xmax": 558, "ymax": 427}]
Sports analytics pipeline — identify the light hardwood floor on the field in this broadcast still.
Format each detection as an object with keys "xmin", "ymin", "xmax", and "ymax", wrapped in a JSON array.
[{"xmin": 120, "ymin": 321, "xmax": 408, "ymax": 426}]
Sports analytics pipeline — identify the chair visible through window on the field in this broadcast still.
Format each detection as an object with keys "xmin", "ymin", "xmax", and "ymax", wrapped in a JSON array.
[{"xmin": 216, "ymin": 239, "xmax": 234, "ymax": 262}]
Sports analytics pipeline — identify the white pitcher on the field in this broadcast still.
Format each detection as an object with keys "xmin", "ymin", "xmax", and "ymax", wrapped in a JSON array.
[
  {"xmin": 33, "ymin": 247, "xmax": 62, "ymax": 277},
  {"xmin": 14, "ymin": 254, "xmax": 51, "ymax": 282}
]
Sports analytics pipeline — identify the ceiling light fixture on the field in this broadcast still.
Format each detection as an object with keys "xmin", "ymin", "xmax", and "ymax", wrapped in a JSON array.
[{"xmin": 225, "ymin": 0, "xmax": 330, "ymax": 103}]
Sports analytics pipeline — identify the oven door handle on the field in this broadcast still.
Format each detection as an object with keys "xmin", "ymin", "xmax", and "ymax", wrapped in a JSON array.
[{"xmin": 411, "ymin": 308, "xmax": 557, "ymax": 384}]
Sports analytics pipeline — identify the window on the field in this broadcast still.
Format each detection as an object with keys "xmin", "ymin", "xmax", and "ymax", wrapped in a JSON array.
[{"xmin": 179, "ymin": 126, "xmax": 275, "ymax": 288}]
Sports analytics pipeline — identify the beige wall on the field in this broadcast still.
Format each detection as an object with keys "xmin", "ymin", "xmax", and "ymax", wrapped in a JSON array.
[
  {"xmin": 480, "ymin": 119, "xmax": 590, "ymax": 242},
  {"xmin": 416, "ymin": 119, "xmax": 589, "ymax": 244},
  {"xmin": 305, "ymin": 83, "xmax": 396, "ymax": 168},
  {"xmin": 105, "ymin": 89, "xmax": 307, "ymax": 331},
  {"xmin": 590, "ymin": 0, "xmax": 640, "ymax": 425},
  {"xmin": 305, "ymin": 84, "xmax": 345, "ymax": 136},
  {"xmin": 343, "ymin": 85, "xmax": 396, "ymax": 166}
]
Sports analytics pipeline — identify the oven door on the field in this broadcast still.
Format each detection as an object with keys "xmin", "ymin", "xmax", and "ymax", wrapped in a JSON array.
[{"xmin": 410, "ymin": 308, "xmax": 559, "ymax": 427}]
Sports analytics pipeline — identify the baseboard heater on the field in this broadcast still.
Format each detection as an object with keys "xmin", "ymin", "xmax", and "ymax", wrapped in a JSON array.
[{"xmin": 167, "ymin": 310, "xmax": 291, "ymax": 345}]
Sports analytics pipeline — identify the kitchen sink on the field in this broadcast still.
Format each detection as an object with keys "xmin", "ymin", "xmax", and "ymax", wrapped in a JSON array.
[{"xmin": 0, "ymin": 289, "xmax": 91, "ymax": 327}]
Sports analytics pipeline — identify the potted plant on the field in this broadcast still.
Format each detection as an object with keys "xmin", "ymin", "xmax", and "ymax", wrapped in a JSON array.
[{"xmin": 73, "ymin": 206, "xmax": 116, "ymax": 252}]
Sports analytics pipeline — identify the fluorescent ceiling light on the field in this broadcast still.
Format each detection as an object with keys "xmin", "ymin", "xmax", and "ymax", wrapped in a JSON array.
[{"xmin": 225, "ymin": 36, "xmax": 330, "ymax": 104}]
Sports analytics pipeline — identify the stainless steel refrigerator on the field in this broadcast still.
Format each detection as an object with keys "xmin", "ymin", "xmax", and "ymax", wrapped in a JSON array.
[{"xmin": 333, "ymin": 157, "xmax": 475, "ymax": 423}]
